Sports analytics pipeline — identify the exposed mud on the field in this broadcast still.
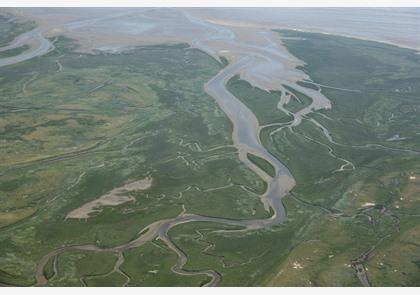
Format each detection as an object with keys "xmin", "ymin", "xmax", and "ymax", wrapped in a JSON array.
[{"xmin": 66, "ymin": 177, "xmax": 152, "ymax": 220}]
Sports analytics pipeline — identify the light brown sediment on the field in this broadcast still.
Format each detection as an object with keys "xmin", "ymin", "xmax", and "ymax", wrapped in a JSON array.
[{"xmin": 66, "ymin": 177, "xmax": 152, "ymax": 220}]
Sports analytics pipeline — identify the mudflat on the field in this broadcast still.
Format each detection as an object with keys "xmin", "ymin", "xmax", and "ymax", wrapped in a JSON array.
[{"xmin": 66, "ymin": 178, "xmax": 152, "ymax": 219}]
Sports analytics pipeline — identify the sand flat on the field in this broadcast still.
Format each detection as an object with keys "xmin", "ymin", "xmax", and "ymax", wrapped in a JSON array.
[{"xmin": 66, "ymin": 177, "xmax": 152, "ymax": 219}]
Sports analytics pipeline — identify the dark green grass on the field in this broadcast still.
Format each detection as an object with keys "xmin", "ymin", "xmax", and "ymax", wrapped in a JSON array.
[
  {"xmin": 247, "ymin": 153, "xmax": 276, "ymax": 177},
  {"xmin": 282, "ymin": 85, "xmax": 313, "ymax": 113},
  {"xmin": 296, "ymin": 80, "xmax": 319, "ymax": 90},
  {"xmin": 226, "ymin": 76, "xmax": 293, "ymax": 125},
  {"xmin": 120, "ymin": 241, "xmax": 208, "ymax": 286},
  {"xmin": 0, "ymin": 45, "xmax": 30, "ymax": 58},
  {"xmin": 168, "ymin": 197, "xmax": 314, "ymax": 286},
  {"xmin": 46, "ymin": 251, "xmax": 117, "ymax": 286}
]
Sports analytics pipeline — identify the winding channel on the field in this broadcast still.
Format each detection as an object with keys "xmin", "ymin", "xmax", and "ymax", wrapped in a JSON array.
[
  {"xmin": 1, "ymin": 12, "xmax": 334, "ymax": 286},
  {"xmin": 0, "ymin": 28, "xmax": 53, "ymax": 67},
  {"xmin": 33, "ymin": 55, "xmax": 298, "ymax": 284}
]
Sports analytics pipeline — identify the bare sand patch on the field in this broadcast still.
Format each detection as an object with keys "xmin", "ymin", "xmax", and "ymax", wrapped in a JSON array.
[
  {"xmin": 362, "ymin": 202, "xmax": 376, "ymax": 208},
  {"xmin": 66, "ymin": 177, "xmax": 152, "ymax": 220}
]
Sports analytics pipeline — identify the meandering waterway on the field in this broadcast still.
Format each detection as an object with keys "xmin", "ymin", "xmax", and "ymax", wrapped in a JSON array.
[
  {"xmin": 0, "ymin": 28, "xmax": 53, "ymax": 67},
  {"xmin": 1, "ymin": 9, "xmax": 335, "ymax": 286}
]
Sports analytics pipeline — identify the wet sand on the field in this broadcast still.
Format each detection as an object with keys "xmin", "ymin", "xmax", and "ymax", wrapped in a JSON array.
[
  {"xmin": 66, "ymin": 177, "xmax": 152, "ymax": 220},
  {"xmin": 186, "ymin": 8, "xmax": 420, "ymax": 51}
]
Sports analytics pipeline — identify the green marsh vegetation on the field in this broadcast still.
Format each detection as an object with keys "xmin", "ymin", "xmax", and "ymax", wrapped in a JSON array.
[
  {"xmin": 1, "ymin": 15, "xmax": 420, "ymax": 286},
  {"xmin": 247, "ymin": 153, "xmax": 275, "ymax": 177},
  {"xmin": 226, "ymin": 76, "xmax": 292, "ymax": 125},
  {"xmin": 171, "ymin": 30, "xmax": 420, "ymax": 286},
  {"xmin": 262, "ymin": 30, "xmax": 420, "ymax": 286},
  {"xmin": 0, "ymin": 44, "xmax": 30, "ymax": 58},
  {"xmin": 0, "ymin": 18, "xmax": 266, "ymax": 286}
]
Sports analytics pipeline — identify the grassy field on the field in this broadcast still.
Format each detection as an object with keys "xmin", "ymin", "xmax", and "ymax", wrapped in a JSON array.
[
  {"xmin": 0, "ymin": 18, "xmax": 266, "ymax": 286},
  {"xmin": 247, "ymin": 153, "xmax": 276, "ymax": 178},
  {"xmin": 167, "ymin": 31, "xmax": 420, "ymax": 286},
  {"xmin": 1, "ymin": 15, "xmax": 420, "ymax": 286},
  {"xmin": 226, "ymin": 76, "xmax": 292, "ymax": 125},
  {"xmin": 262, "ymin": 30, "xmax": 420, "ymax": 286}
]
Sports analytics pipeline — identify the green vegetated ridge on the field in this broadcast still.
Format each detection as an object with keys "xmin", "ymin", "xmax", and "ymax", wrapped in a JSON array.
[
  {"xmin": 1, "ymin": 14, "xmax": 420, "ymax": 286},
  {"xmin": 0, "ymin": 44, "xmax": 30, "ymax": 58},
  {"xmin": 247, "ymin": 153, "xmax": 275, "ymax": 178},
  {"xmin": 227, "ymin": 75, "xmax": 293, "ymax": 125}
]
